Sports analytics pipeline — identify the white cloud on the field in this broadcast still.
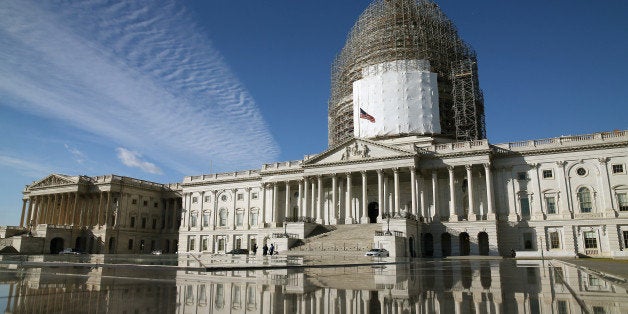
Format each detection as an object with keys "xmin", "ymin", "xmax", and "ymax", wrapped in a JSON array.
[
  {"xmin": 116, "ymin": 147, "xmax": 162, "ymax": 175},
  {"xmin": 0, "ymin": 0, "xmax": 280, "ymax": 175},
  {"xmin": 0, "ymin": 154, "xmax": 51, "ymax": 178},
  {"xmin": 64, "ymin": 144, "xmax": 86, "ymax": 164}
]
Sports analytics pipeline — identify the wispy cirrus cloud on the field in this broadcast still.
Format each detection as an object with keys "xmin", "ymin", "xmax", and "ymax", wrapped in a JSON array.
[
  {"xmin": 0, "ymin": 0, "xmax": 279, "ymax": 175},
  {"xmin": 116, "ymin": 147, "xmax": 162, "ymax": 175},
  {"xmin": 0, "ymin": 154, "xmax": 52, "ymax": 178},
  {"xmin": 64, "ymin": 144, "xmax": 86, "ymax": 164}
]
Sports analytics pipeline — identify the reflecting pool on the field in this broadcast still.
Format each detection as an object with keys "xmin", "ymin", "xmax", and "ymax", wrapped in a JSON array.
[{"xmin": 0, "ymin": 256, "xmax": 626, "ymax": 313}]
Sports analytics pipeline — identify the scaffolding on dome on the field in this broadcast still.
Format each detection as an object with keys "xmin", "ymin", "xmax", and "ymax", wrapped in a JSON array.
[{"xmin": 328, "ymin": 0, "xmax": 486, "ymax": 146}]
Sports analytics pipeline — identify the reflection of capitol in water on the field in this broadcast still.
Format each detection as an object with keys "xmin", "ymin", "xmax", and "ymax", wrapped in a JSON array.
[{"xmin": 2, "ymin": 258, "xmax": 627, "ymax": 313}]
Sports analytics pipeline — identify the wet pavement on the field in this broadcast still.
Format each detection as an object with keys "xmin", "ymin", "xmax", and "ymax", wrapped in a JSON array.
[{"xmin": 0, "ymin": 255, "xmax": 626, "ymax": 313}]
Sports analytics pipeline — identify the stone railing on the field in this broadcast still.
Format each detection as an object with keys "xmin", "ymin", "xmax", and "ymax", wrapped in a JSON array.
[
  {"xmin": 184, "ymin": 170, "xmax": 260, "ymax": 183},
  {"xmin": 284, "ymin": 216, "xmax": 316, "ymax": 223},
  {"xmin": 271, "ymin": 233, "xmax": 300, "ymax": 239},
  {"xmin": 262, "ymin": 160, "xmax": 302, "ymax": 171},
  {"xmin": 494, "ymin": 130, "xmax": 626, "ymax": 151},
  {"xmin": 375, "ymin": 230, "xmax": 404, "ymax": 237},
  {"xmin": 424, "ymin": 139, "xmax": 489, "ymax": 154}
]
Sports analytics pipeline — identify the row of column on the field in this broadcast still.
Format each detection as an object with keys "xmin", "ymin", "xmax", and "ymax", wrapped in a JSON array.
[{"xmin": 20, "ymin": 192, "xmax": 113, "ymax": 228}]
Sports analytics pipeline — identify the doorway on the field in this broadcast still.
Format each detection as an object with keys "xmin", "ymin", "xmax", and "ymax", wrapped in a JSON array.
[
  {"xmin": 368, "ymin": 202, "xmax": 379, "ymax": 223},
  {"xmin": 478, "ymin": 232, "xmax": 489, "ymax": 255},
  {"xmin": 460, "ymin": 232, "xmax": 470, "ymax": 256},
  {"xmin": 50, "ymin": 237, "xmax": 64, "ymax": 254}
]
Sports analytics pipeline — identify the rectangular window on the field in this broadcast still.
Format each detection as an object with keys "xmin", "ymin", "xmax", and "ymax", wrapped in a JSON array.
[
  {"xmin": 143, "ymin": 200, "xmax": 148, "ymax": 206},
  {"xmin": 517, "ymin": 172, "xmax": 527, "ymax": 180},
  {"xmin": 132, "ymin": 199, "xmax": 137, "ymax": 205},
  {"xmin": 128, "ymin": 239, "xmax": 133, "ymax": 250},
  {"xmin": 546, "ymin": 196, "xmax": 557, "ymax": 214},
  {"xmin": 593, "ymin": 306, "xmax": 606, "ymax": 314},
  {"xmin": 130, "ymin": 216, "xmax": 136, "ymax": 228},
  {"xmin": 250, "ymin": 212, "xmax": 258, "ymax": 226},
  {"xmin": 557, "ymin": 300, "xmax": 568, "ymax": 314},
  {"xmin": 550, "ymin": 231, "xmax": 560, "ymax": 249},
  {"xmin": 251, "ymin": 192, "xmax": 258, "ymax": 199},
  {"xmin": 204, "ymin": 196, "xmax": 210, "ymax": 202},
  {"xmin": 584, "ymin": 231, "xmax": 598, "ymax": 249},
  {"xmin": 192, "ymin": 197, "xmax": 198, "ymax": 203},
  {"xmin": 218, "ymin": 238, "xmax": 225, "ymax": 251},
  {"xmin": 201, "ymin": 236, "xmax": 208, "ymax": 251},
  {"xmin": 618, "ymin": 193, "xmax": 628, "ymax": 211},
  {"xmin": 188, "ymin": 236, "xmax": 195, "ymax": 251},
  {"xmin": 612, "ymin": 164, "xmax": 625, "ymax": 174},
  {"xmin": 623, "ymin": 231, "xmax": 628, "ymax": 249},
  {"xmin": 520, "ymin": 197, "xmax": 530, "ymax": 218},
  {"xmin": 553, "ymin": 267, "xmax": 564, "ymax": 284},
  {"xmin": 152, "ymin": 218, "xmax": 157, "ymax": 229},
  {"xmin": 154, "ymin": 202, "xmax": 158, "ymax": 208},
  {"xmin": 236, "ymin": 211, "xmax": 243, "ymax": 226},
  {"xmin": 203, "ymin": 212, "xmax": 210, "ymax": 227},
  {"xmin": 141, "ymin": 217, "xmax": 147, "ymax": 228},
  {"xmin": 237, "ymin": 193, "xmax": 244, "ymax": 201},
  {"xmin": 190, "ymin": 214, "xmax": 197, "ymax": 227},
  {"xmin": 523, "ymin": 233, "xmax": 534, "ymax": 250},
  {"xmin": 542, "ymin": 169, "xmax": 553, "ymax": 179},
  {"xmin": 588, "ymin": 275, "xmax": 601, "ymax": 287}
]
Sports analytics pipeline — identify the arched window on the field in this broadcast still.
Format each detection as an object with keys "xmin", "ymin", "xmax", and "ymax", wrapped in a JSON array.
[
  {"xmin": 236, "ymin": 209, "xmax": 244, "ymax": 226},
  {"xmin": 202, "ymin": 211, "xmax": 210, "ymax": 227},
  {"xmin": 190, "ymin": 211, "xmax": 198, "ymax": 227},
  {"xmin": 219, "ymin": 209, "xmax": 227, "ymax": 226},
  {"xmin": 250, "ymin": 210, "xmax": 259, "ymax": 226},
  {"xmin": 577, "ymin": 187, "xmax": 592, "ymax": 213}
]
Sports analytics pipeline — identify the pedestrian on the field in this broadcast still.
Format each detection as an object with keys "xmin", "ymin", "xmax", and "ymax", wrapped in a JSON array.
[
  {"xmin": 262, "ymin": 244, "xmax": 268, "ymax": 256},
  {"xmin": 269, "ymin": 244, "xmax": 275, "ymax": 255},
  {"xmin": 252, "ymin": 244, "xmax": 258, "ymax": 255}
]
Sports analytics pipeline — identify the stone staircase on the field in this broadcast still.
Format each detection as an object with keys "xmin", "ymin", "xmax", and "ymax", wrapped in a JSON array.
[{"xmin": 290, "ymin": 223, "xmax": 382, "ymax": 255}]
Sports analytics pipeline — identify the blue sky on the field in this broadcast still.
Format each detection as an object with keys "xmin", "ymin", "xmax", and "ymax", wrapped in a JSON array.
[{"xmin": 0, "ymin": 0, "xmax": 626, "ymax": 226}]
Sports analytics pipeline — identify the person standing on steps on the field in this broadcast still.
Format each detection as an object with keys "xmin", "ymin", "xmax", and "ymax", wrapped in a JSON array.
[
  {"xmin": 269, "ymin": 244, "xmax": 274, "ymax": 255},
  {"xmin": 252, "ymin": 244, "xmax": 258, "ymax": 255},
  {"xmin": 262, "ymin": 244, "xmax": 268, "ymax": 256}
]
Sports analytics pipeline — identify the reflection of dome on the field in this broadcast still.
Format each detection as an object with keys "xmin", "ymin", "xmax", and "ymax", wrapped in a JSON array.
[{"xmin": 328, "ymin": 0, "xmax": 486, "ymax": 146}]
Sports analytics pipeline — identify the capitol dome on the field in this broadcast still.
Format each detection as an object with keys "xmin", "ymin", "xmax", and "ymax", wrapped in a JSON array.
[{"xmin": 328, "ymin": 0, "xmax": 486, "ymax": 146}]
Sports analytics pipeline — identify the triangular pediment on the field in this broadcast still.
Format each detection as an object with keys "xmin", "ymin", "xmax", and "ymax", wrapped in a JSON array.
[
  {"xmin": 29, "ymin": 174, "xmax": 78, "ymax": 189},
  {"xmin": 303, "ymin": 138, "xmax": 415, "ymax": 167}
]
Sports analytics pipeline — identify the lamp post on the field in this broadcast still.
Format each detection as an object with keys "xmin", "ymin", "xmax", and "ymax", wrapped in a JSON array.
[{"xmin": 384, "ymin": 210, "xmax": 392, "ymax": 236}]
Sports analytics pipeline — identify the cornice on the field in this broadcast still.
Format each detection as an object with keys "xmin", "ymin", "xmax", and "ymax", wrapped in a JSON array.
[{"xmin": 492, "ymin": 141, "xmax": 627, "ymax": 157}]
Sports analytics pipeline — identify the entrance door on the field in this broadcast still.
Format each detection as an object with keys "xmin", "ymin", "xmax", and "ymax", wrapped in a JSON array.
[
  {"xmin": 50, "ymin": 237, "xmax": 64, "ymax": 254},
  {"xmin": 478, "ymin": 232, "xmax": 489, "ymax": 255},
  {"xmin": 460, "ymin": 232, "xmax": 470, "ymax": 256},
  {"xmin": 368, "ymin": 202, "xmax": 379, "ymax": 223},
  {"xmin": 441, "ymin": 233, "xmax": 452, "ymax": 257}
]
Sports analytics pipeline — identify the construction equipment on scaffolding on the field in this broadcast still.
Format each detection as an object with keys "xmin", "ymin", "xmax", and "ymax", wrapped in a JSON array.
[{"xmin": 328, "ymin": 0, "xmax": 486, "ymax": 146}]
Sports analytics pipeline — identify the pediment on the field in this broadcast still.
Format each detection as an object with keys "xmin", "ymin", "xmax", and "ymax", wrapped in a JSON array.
[
  {"xmin": 29, "ymin": 174, "xmax": 78, "ymax": 189},
  {"xmin": 303, "ymin": 139, "xmax": 415, "ymax": 167}
]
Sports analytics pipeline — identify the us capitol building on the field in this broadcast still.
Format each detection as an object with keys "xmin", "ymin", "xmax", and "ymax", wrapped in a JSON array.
[{"xmin": 1, "ymin": 0, "xmax": 627, "ymax": 259}]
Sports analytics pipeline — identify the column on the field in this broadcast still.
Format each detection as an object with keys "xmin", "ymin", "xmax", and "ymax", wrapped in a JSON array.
[
  {"xmin": 361, "ymin": 171, "xmax": 368, "ymax": 224},
  {"xmin": 484, "ymin": 163, "xmax": 496, "ymax": 220},
  {"xmin": 210, "ymin": 190, "xmax": 217, "ymax": 229},
  {"xmin": 96, "ymin": 192, "xmax": 104, "ymax": 227},
  {"xmin": 531, "ymin": 163, "xmax": 543, "ymax": 220},
  {"xmin": 311, "ymin": 179, "xmax": 316, "ymax": 219},
  {"xmin": 19, "ymin": 199, "xmax": 27, "ymax": 228},
  {"xmin": 273, "ymin": 183, "xmax": 279, "ymax": 224},
  {"xmin": 231, "ymin": 189, "xmax": 237, "ymax": 228},
  {"xmin": 377, "ymin": 169, "xmax": 384, "ymax": 223},
  {"xmin": 316, "ymin": 176, "xmax": 323, "ymax": 224},
  {"xmin": 245, "ymin": 188, "xmax": 251, "ymax": 229},
  {"xmin": 418, "ymin": 171, "xmax": 426, "ymax": 220},
  {"xmin": 598, "ymin": 157, "xmax": 614, "ymax": 216},
  {"xmin": 466, "ymin": 165, "xmax": 475, "ymax": 221},
  {"xmin": 393, "ymin": 168, "xmax": 400, "ymax": 215},
  {"xmin": 104, "ymin": 192, "xmax": 111, "ymax": 227},
  {"xmin": 432, "ymin": 171, "xmax": 439, "ymax": 220},
  {"xmin": 331, "ymin": 174, "xmax": 337, "ymax": 224},
  {"xmin": 58, "ymin": 193, "xmax": 67, "ymax": 225},
  {"xmin": 71, "ymin": 193, "xmax": 78, "ymax": 226},
  {"xmin": 448, "ymin": 166, "xmax": 458, "ymax": 221},
  {"xmin": 32, "ymin": 196, "xmax": 40, "ymax": 226},
  {"xmin": 26, "ymin": 197, "xmax": 33, "ymax": 227},
  {"xmin": 285, "ymin": 182, "xmax": 291, "ymax": 220},
  {"xmin": 410, "ymin": 166, "xmax": 417, "ymax": 218},
  {"xmin": 260, "ymin": 184, "xmax": 267, "ymax": 227},
  {"xmin": 345, "ymin": 173, "xmax": 353, "ymax": 224},
  {"xmin": 302, "ymin": 178, "xmax": 308, "ymax": 218}
]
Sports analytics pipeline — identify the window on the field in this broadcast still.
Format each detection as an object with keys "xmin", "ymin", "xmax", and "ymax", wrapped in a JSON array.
[
  {"xmin": 190, "ymin": 212, "xmax": 197, "ymax": 227},
  {"xmin": 542, "ymin": 169, "xmax": 553, "ymax": 179},
  {"xmin": 202, "ymin": 212, "xmax": 210, "ymax": 227},
  {"xmin": 549, "ymin": 231, "xmax": 560, "ymax": 249},
  {"xmin": 128, "ymin": 239, "xmax": 133, "ymax": 250},
  {"xmin": 546, "ymin": 196, "xmax": 557, "ymax": 214},
  {"xmin": 623, "ymin": 230, "xmax": 628, "ymax": 249},
  {"xmin": 236, "ymin": 210, "xmax": 244, "ymax": 226},
  {"xmin": 588, "ymin": 275, "xmax": 601, "ymax": 287},
  {"xmin": 576, "ymin": 167, "xmax": 587, "ymax": 176},
  {"xmin": 219, "ymin": 209, "xmax": 227, "ymax": 226},
  {"xmin": 201, "ymin": 236, "xmax": 209, "ymax": 251},
  {"xmin": 141, "ymin": 217, "xmax": 146, "ymax": 228},
  {"xmin": 584, "ymin": 231, "xmax": 597, "ymax": 249},
  {"xmin": 523, "ymin": 233, "xmax": 534, "ymax": 250},
  {"xmin": 578, "ymin": 187, "xmax": 592, "ymax": 212},
  {"xmin": 237, "ymin": 193, "xmax": 244, "ymax": 201},
  {"xmin": 143, "ymin": 200, "xmax": 148, "ymax": 206},
  {"xmin": 192, "ymin": 197, "xmax": 198, "ymax": 203},
  {"xmin": 251, "ymin": 192, "xmax": 258, "ymax": 200},
  {"xmin": 593, "ymin": 306, "xmax": 606, "ymax": 314},
  {"xmin": 612, "ymin": 164, "xmax": 625, "ymax": 174},
  {"xmin": 130, "ymin": 216, "xmax": 136, "ymax": 228},
  {"xmin": 617, "ymin": 193, "xmax": 628, "ymax": 211},
  {"xmin": 154, "ymin": 202, "xmax": 158, "ymax": 208},
  {"xmin": 517, "ymin": 172, "xmax": 527, "ymax": 180},
  {"xmin": 520, "ymin": 197, "xmax": 530, "ymax": 218},
  {"xmin": 152, "ymin": 218, "xmax": 157, "ymax": 229},
  {"xmin": 132, "ymin": 199, "xmax": 137, "ymax": 205},
  {"xmin": 204, "ymin": 196, "xmax": 210, "ymax": 202},
  {"xmin": 188, "ymin": 236, "xmax": 195, "ymax": 251},
  {"xmin": 250, "ymin": 211, "xmax": 259, "ymax": 226},
  {"xmin": 218, "ymin": 238, "xmax": 225, "ymax": 251},
  {"xmin": 557, "ymin": 300, "xmax": 568, "ymax": 314}
]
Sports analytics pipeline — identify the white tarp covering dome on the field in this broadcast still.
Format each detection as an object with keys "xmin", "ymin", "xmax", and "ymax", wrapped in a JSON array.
[{"xmin": 353, "ymin": 60, "xmax": 440, "ymax": 139}]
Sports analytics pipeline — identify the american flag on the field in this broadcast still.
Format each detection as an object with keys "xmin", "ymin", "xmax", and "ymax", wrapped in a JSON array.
[{"xmin": 360, "ymin": 108, "xmax": 375, "ymax": 123}]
